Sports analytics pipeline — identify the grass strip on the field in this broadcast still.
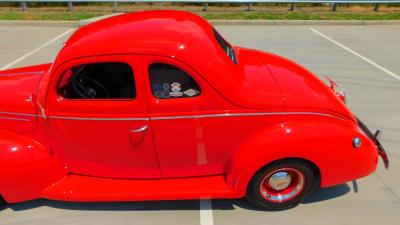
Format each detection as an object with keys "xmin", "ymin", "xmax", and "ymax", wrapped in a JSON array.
[{"xmin": 1, "ymin": 11, "xmax": 400, "ymax": 21}]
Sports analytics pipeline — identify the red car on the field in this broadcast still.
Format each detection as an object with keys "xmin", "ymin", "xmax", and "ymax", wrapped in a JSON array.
[{"xmin": 0, "ymin": 10, "xmax": 388, "ymax": 211}]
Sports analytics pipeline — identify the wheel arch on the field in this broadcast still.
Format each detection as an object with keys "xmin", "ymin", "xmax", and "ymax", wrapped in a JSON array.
[
  {"xmin": 253, "ymin": 157, "xmax": 321, "ymax": 184},
  {"xmin": 225, "ymin": 117, "xmax": 359, "ymax": 198},
  {"xmin": 0, "ymin": 128, "xmax": 65, "ymax": 203}
]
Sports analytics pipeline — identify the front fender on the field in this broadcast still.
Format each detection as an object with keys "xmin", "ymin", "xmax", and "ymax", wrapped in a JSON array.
[
  {"xmin": 226, "ymin": 116, "xmax": 376, "ymax": 197},
  {"xmin": 0, "ymin": 129, "xmax": 64, "ymax": 203}
]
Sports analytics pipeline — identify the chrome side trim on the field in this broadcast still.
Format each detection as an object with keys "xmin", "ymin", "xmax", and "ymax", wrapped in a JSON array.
[
  {"xmin": 0, "ymin": 116, "xmax": 30, "ymax": 122},
  {"xmin": 150, "ymin": 112, "xmax": 346, "ymax": 121},
  {"xmin": 36, "ymin": 99, "xmax": 47, "ymax": 119},
  {"xmin": 0, "ymin": 71, "xmax": 45, "ymax": 77},
  {"xmin": 0, "ymin": 111, "xmax": 37, "ymax": 117},
  {"xmin": 47, "ymin": 116, "xmax": 149, "ymax": 121},
  {"xmin": 0, "ymin": 111, "xmax": 346, "ymax": 121}
]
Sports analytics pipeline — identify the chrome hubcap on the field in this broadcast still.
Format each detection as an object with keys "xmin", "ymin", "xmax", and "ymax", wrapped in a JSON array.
[
  {"xmin": 268, "ymin": 171, "xmax": 292, "ymax": 191},
  {"xmin": 259, "ymin": 168, "xmax": 306, "ymax": 203}
]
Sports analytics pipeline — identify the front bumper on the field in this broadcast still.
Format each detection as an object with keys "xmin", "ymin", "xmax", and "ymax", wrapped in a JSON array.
[{"xmin": 357, "ymin": 118, "xmax": 389, "ymax": 169}]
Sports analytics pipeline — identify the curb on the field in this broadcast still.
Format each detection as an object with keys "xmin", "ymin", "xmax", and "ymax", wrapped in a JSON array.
[
  {"xmin": 1, "ymin": 19, "xmax": 400, "ymax": 27},
  {"xmin": 0, "ymin": 20, "xmax": 78, "ymax": 27},
  {"xmin": 78, "ymin": 13, "xmax": 122, "ymax": 26}
]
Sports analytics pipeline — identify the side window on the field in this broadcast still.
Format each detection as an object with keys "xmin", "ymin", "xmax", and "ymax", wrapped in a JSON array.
[
  {"xmin": 213, "ymin": 28, "xmax": 238, "ymax": 64},
  {"xmin": 149, "ymin": 63, "xmax": 201, "ymax": 99},
  {"xmin": 57, "ymin": 62, "xmax": 136, "ymax": 99}
]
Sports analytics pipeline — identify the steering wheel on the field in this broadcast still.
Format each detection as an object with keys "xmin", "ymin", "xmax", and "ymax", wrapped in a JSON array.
[{"xmin": 72, "ymin": 75, "xmax": 110, "ymax": 99}]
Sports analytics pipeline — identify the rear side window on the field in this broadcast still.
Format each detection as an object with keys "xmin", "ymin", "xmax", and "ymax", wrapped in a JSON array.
[
  {"xmin": 149, "ymin": 63, "xmax": 201, "ymax": 99},
  {"xmin": 213, "ymin": 28, "xmax": 238, "ymax": 64},
  {"xmin": 58, "ymin": 62, "xmax": 136, "ymax": 99}
]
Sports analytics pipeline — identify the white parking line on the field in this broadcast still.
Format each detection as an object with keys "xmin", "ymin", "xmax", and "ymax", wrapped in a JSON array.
[
  {"xmin": 0, "ymin": 29, "xmax": 74, "ymax": 70},
  {"xmin": 200, "ymin": 199, "xmax": 214, "ymax": 225},
  {"xmin": 310, "ymin": 27, "xmax": 400, "ymax": 82}
]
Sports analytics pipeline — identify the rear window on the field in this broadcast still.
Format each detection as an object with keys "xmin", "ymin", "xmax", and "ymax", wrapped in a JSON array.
[
  {"xmin": 213, "ymin": 28, "xmax": 238, "ymax": 64},
  {"xmin": 149, "ymin": 63, "xmax": 201, "ymax": 99}
]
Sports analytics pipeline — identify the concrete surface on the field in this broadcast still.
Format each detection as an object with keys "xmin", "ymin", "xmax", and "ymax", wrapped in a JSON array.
[
  {"xmin": 2, "ymin": 19, "xmax": 400, "ymax": 28},
  {"xmin": 0, "ymin": 24, "xmax": 399, "ymax": 225}
]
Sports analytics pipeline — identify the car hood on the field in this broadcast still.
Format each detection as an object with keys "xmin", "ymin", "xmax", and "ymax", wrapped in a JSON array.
[
  {"xmin": 257, "ymin": 50, "xmax": 354, "ymax": 120},
  {"xmin": 0, "ymin": 63, "xmax": 51, "ymax": 133}
]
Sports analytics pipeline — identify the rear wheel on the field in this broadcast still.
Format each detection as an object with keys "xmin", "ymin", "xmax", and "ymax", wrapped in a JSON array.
[
  {"xmin": 246, "ymin": 159, "xmax": 318, "ymax": 211},
  {"xmin": 0, "ymin": 196, "xmax": 7, "ymax": 210}
]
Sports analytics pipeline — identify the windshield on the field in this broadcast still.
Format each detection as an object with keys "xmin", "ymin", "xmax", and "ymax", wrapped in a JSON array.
[{"xmin": 213, "ymin": 28, "xmax": 238, "ymax": 64}]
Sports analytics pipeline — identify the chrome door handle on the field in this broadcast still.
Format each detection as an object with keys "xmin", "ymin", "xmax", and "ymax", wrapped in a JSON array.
[{"xmin": 131, "ymin": 125, "xmax": 148, "ymax": 133}]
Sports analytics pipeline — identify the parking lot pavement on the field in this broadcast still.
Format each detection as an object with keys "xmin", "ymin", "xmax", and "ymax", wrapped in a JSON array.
[
  {"xmin": 0, "ymin": 24, "xmax": 399, "ymax": 225},
  {"xmin": 216, "ymin": 24, "xmax": 400, "ymax": 225},
  {"xmin": 0, "ymin": 26, "xmax": 73, "ymax": 70}
]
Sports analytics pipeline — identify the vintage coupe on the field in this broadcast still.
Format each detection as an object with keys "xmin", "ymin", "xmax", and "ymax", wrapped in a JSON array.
[{"xmin": 0, "ymin": 10, "xmax": 388, "ymax": 211}]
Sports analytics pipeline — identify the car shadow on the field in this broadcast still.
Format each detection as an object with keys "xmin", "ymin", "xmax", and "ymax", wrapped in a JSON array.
[
  {"xmin": 7, "ymin": 183, "xmax": 352, "ymax": 212},
  {"xmin": 212, "ymin": 183, "xmax": 352, "ymax": 211},
  {"xmin": 9, "ymin": 199, "xmax": 201, "ymax": 211},
  {"xmin": 302, "ymin": 183, "xmax": 351, "ymax": 204}
]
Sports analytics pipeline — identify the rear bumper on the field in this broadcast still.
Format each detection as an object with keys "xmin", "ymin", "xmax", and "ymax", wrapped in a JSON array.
[{"xmin": 357, "ymin": 118, "xmax": 389, "ymax": 169}]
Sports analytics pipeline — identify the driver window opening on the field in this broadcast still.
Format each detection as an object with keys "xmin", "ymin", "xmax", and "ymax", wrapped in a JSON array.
[{"xmin": 58, "ymin": 62, "xmax": 136, "ymax": 99}]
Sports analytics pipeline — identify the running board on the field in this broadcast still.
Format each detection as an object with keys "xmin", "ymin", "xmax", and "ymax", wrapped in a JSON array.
[{"xmin": 42, "ymin": 174, "xmax": 235, "ymax": 201}]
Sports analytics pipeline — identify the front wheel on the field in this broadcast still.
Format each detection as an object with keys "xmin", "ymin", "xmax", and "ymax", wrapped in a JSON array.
[{"xmin": 246, "ymin": 159, "xmax": 318, "ymax": 211}]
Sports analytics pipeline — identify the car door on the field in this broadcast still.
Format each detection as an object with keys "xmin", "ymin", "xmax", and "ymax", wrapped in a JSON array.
[
  {"xmin": 46, "ymin": 55, "xmax": 161, "ymax": 179},
  {"xmin": 143, "ymin": 55, "xmax": 245, "ymax": 178}
]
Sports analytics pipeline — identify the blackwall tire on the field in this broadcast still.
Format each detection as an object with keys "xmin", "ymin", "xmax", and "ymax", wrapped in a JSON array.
[
  {"xmin": 0, "ymin": 196, "xmax": 7, "ymax": 210},
  {"xmin": 246, "ymin": 159, "xmax": 318, "ymax": 211}
]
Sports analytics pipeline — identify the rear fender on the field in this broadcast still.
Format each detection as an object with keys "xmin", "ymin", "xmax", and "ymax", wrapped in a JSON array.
[
  {"xmin": 0, "ymin": 129, "xmax": 64, "ymax": 203},
  {"xmin": 226, "ymin": 116, "xmax": 369, "ymax": 197}
]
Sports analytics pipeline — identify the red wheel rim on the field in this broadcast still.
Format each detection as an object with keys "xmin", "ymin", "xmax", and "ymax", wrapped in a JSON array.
[{"xmin": 259, "ymin": 168, "xmax": 305, "ymax": 203}]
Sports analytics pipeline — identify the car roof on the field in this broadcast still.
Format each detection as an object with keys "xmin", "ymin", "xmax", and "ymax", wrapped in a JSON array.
[
  {"xmin": 51, "ymin": 10, "xmax": 253, "ymax": 109},
  {"xmin": 53, "ymin": 10, "xmax": 226, "ymax": 68}
]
